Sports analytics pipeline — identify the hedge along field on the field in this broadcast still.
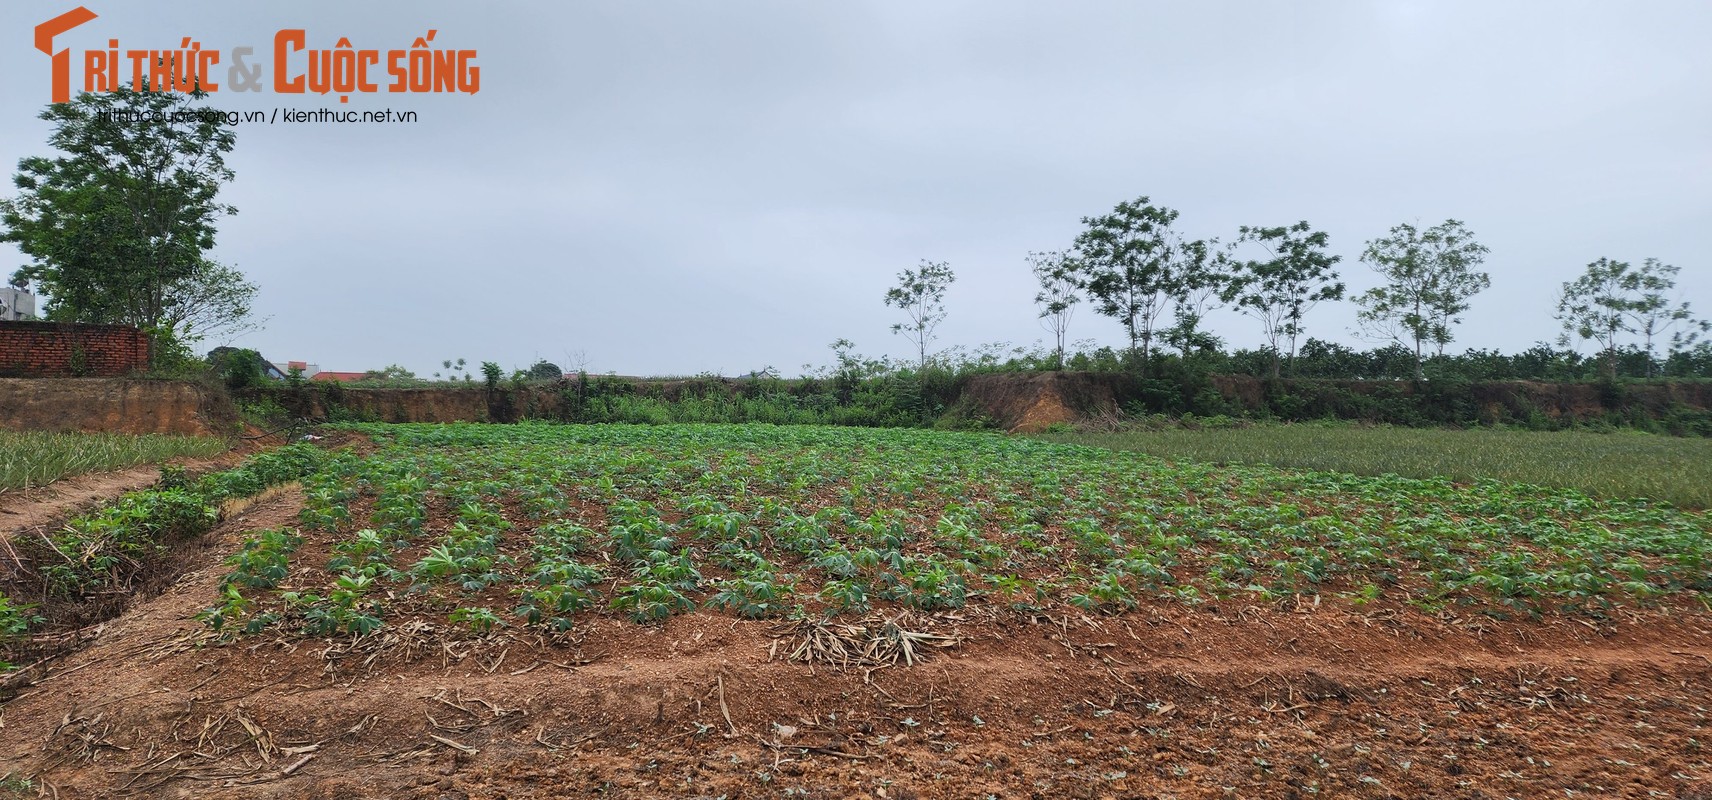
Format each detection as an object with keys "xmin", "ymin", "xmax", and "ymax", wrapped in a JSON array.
[
  {"xmin": 197, "ymin": 422, "xmax": 1712, "ymax": 642},
  {"xmin": 0, "ymin": 431, "xmax": 229, "ymax": 493},
  {"xmin": 1039, "ymin": 423, "xmax": 1712, "ymax": 509}
]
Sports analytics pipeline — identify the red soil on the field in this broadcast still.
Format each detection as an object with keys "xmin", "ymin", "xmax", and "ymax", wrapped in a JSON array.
[{"xmin": 1, "ymin": 487, "xmax": 1709, "ymax": 799}]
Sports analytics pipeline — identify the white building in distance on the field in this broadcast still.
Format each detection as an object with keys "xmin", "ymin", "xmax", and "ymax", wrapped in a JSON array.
[{"xmin": 0, "ymin": 285, "xmax": 36, "ymax": 321}]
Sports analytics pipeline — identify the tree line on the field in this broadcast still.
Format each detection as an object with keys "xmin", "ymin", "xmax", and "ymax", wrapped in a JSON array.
[
  {"xmin": 5, "ymin": 90, "xmax": 1704, "ymax": 385},
  {"xmin": 886, "ymin": 195, "xmax": 1708, "ymax": 382}
]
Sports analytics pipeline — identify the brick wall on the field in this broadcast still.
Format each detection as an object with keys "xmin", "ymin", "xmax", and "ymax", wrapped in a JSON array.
[{"xmin": 0, "ymin": 321, "xmax": 151, "ymax": 377}]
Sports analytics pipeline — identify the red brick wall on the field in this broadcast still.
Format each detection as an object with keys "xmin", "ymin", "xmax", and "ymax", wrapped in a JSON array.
[{"xmin": 0, "ymin": 321, "xmax": 151, "ymax": 377}]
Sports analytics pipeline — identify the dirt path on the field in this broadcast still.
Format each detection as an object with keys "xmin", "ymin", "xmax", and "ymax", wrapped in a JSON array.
[
  {"xmin": 0, "ymin": 466, "xmax": 166, "ymax": 533},
  {"xmin": 1, "ymin": 486, "xmax": 1709, "ymax": 798},
  {"xmin": 0, "ymin": 449, "xmax": 259, "ymax": 549}
]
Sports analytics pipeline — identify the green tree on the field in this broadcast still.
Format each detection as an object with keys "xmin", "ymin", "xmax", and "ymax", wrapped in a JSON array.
[
  {"xmin": 1162, "ymin": 238, "xmax": 1228, "ymax": 358},
  {"xmin": 207, "ymin": 346, "xmax": 270, "ymax": 389},
  {"xmin": 1355, "ymin": 219, "xmax": 1491, "ymax": 380},
  {"xmin": 1223, "ymin": 222, "xmax": 1345, "ymax": 379},
  {"xmin": 527, "ymin": 360, "xmax": 564, "ymax": 381},
  {"xmin": 1072, "ymin": 197, "xmax": 1187, "ymax": 370},
  {"xmin": 884, "ymin": 260, "xmax": 955, "ymax": 372},
  {"xmin": 361, "ymin": 365, "xmax": 418, "ymax": 382},
  {"xmin": 1027, "ymin": 250, "xmax": 1080, "ymax": 370},
  {"xmin": 165, "ymin": 258, "xmax": 259, "ymax": 343},
  {"xmin": 0, "ymin": 88, "xmax": 253, "ymax": 358},
  {"xmin": 1558, "ymin": 257, "xmax": 1708, "ymax": 379},
  {"xmin": 1555, "ymin": 258, "xmax": 1633, "ymax": 380},
  {"xmin": 1623, "ymin": 259, "xmax": 1707, "ymax": 378},
  {"xmin": 435, "ymin": 358, "xmax": 472, "ymax": 382}
]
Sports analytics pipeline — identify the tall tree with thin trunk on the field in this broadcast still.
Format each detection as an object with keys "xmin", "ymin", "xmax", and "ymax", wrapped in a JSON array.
[
  {"xmin": 1556, "ymin": 258, "xmax": 1639, "ymax": 380},
  {"xmin": 1623, "ymin": 258, "xmax": 1708, "ymax": 378},
  {"xmin": 1163, "ymin": 238, "xmax": 1228, "ymax": 358},
  {"xmin": 1558, "ymin": 257, "xmax": 1709, "ymax": 379},
  {"xmin": 1072, "ymin": 196, "xmax": 1186, "ymax": 372},
  {"xmin": 1354, "ymin": 219, "xmax": 1491, "ymax": 380},
  {"xmin": 1028, "ymin": 250, "xmax": 1080, "ymax": 370},
  {"xmin": 884, "ymin": 260, "xmax": 955, "ymax": 372},
  {"xmin": 1223, "ymin": 222, "xmax": 1344, "ymax": 379}
]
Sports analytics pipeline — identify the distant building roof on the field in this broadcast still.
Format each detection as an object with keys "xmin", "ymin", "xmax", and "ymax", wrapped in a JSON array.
[
  {"xmin": 310, "ymin": 371, "xmax": 368, "ymax": 382},
  {"xmin": 271, "ymin": 361, "xmax": 322, "ymax": 378}
]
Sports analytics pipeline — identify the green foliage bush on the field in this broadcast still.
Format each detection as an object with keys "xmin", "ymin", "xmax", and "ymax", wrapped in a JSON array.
[{"xmin": 209, "ymin": 347, "xmax": 271, "ymax": 389}]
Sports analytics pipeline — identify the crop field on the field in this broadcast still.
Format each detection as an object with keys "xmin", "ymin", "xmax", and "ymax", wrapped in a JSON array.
[
  {"xmin": 0, "ymin": 430, "xmax": 228, "ymax": 492},
  {"xmin": 1044, "ymin": 423, "xmax": 1712, "ymax": 509},
  {"xmin": 203, "ymin": 423, "xmax": 1712, "ymax": 639},
  {"xmin": 4, "ymin": 423, "xmax": 1711, "ymax": 798}
]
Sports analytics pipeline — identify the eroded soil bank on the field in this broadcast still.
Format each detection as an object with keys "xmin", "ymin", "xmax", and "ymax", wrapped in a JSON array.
[{"xmin": 0, "ymin": 378, "xmax": 237, "ymax": 437}]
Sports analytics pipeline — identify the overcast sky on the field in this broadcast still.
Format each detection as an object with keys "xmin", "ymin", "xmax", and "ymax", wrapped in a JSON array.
[{"xmin": 2, "ymin": 1, "xmax": 1707, "ymax": 377}]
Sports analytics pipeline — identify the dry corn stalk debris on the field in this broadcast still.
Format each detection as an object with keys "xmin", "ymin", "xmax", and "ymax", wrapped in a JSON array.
[{"xmin": 777, "ymin": 613, "xmax": 960, "ymax": 669}]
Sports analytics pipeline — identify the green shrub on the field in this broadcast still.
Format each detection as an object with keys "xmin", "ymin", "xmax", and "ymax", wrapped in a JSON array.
[{"xmin": 209, "ymin": 347, "xmax": 271, "ymax": 389}]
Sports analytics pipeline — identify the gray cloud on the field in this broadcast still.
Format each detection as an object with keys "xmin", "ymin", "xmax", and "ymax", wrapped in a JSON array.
[{"xmin": 2, "ymin": 1, "xmax": 1706, "ymax": 376}]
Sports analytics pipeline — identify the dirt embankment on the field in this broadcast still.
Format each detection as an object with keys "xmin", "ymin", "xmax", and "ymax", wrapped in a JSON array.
[
  {"xmin": 250, "ymin": 378, "xmax": 769, "ymax": 425},
  {"xmin": 978, "ymin": 373, "xmax": 1712, "ymax": 431},
  {"xmin": 5, "ymin": 372, "xmax": 1708, "ymax": 438},
  {"xmin": 232, "ymin": 374, "xmax": 1712, "ymax": 431},
  {"xmin": 961, "ymin": 372, "xmax": 1121, "ymax": 433},
  {"xmin": 1489, "ymin": 379, "xmax": 1712, "ymax": 418},
  {"xmin": 1207, "ymin": 375, "xmax": 1712, "ymax": 421},
  {"xmin": 0, "ymin": 378, "xmax": 237, "ymax": 437},
  {"xmin": 261, "ymin": 386, "xmax": 503, "ymax": 424}
]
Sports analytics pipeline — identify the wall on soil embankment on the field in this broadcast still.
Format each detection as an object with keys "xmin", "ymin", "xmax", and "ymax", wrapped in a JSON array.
[
  {"xmin": 0, "ymin": 378, "xmax": 236, "ymax": 437},
  {"xmin": 0, "ymin": 321, "xmax": 151, "ymax": 377}
]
